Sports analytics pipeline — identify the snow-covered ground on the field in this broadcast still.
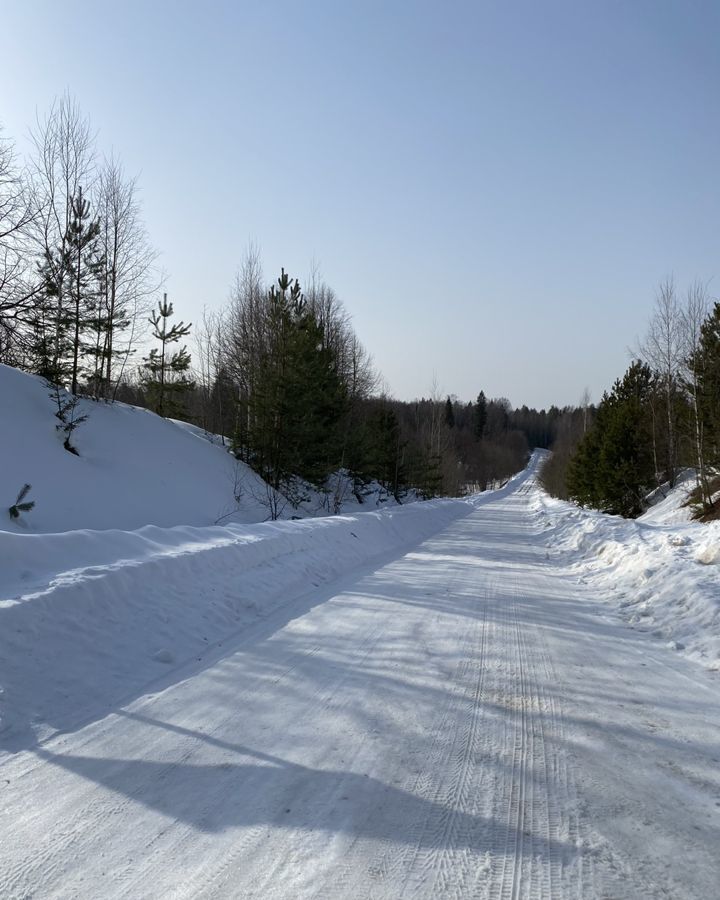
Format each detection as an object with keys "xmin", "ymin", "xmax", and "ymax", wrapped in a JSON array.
[
  {"xmin": 0, "ymin": 497, "xmax": 470, "ymax": 747},
  {"xmin": 1, "ymin": 450, "xmax": 718, "ymax": 898}
]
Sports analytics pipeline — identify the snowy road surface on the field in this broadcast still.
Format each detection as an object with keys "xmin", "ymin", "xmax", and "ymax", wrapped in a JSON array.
[{"xmin": 2, "ymin": 469, "xmax": 719, "ymax": 898}]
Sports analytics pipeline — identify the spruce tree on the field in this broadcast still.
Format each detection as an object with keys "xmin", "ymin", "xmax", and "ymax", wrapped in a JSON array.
[
  {"xmin": 444, "ymin": 396, "xmax": 455, "ymax": 429},
  {"xmin": 366, "ymin": 407, "xmax": 406, "ymax": 500},
  {"xmin": 473, "ymin": 391, "xmax": 487, "ymax": 440}
]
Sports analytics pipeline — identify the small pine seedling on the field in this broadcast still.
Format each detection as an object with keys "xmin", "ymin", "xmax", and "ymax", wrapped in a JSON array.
[{"xmin": 9, "ymin": 483, "xmax": 35, "ymax": 520}]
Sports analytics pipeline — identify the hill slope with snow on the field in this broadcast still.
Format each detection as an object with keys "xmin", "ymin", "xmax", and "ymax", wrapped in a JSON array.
[
  {"xmin": 0, "ymin": 364, "xmax": 404, "ymax": 534},
  {"xmin": 0, "ymin": 364, "xmax": 282, "ymax": 532}
]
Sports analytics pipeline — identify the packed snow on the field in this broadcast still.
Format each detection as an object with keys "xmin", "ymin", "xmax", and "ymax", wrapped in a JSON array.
[{"xmin": 1, "ymin": 365, "xmax": 719, "ymax": 897}]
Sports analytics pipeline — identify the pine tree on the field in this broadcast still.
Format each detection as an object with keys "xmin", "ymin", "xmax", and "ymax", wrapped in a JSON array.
[
  {"xmin": 31, "ymin": 186, "xmax": 104, "ymax": 393},
  {"xmin": 8, "ymin": 484, "xmax": 35, "ymax": 520},
  {"xmin": 242, "ymin": 270, "xmax": 349, "ymax": 500},
  {"xmin": 66, "ymin": 187, "xmax": 104, "ymax": 395},
  {"xmin": 142, "ymin": 294, "xmax": 193, "ymax": 417}
]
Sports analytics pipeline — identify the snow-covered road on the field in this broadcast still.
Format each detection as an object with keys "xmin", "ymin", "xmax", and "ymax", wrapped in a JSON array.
[{"xmin": 2, "ymin": 469, "xmax": 719, "ymax": 898}]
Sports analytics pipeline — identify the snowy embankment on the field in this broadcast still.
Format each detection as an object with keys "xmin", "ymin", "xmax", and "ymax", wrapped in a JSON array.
[
  {"xmin": 0, "ymin": 499, "xmax": 471, "ymax": 752},
  {"xmin": 0, "ymin": 363, "xmax": 403, "ymax": 534},
  {"xmin": 533, "ymin": 472, "xmax": 720, "ymax": 672}
]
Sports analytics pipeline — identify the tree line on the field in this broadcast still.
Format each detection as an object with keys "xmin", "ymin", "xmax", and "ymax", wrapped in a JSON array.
[
  {"xmin": 152, "ymin": 248, "xmax": 551, "ymax": 510},
  {"xmin": 2, "ymin": 95, "xmax": 560, "ymax": 513},
  {"xmin": 543, "ymin": 278, "xmax": 720, "ymax": 518}
]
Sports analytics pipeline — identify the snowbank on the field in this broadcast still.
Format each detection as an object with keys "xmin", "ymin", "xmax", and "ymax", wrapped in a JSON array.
[
  {"xmin": 0, "ymin": 497, "xmax": 470, "ymax": 752},
  {"xmin": 532, "ymin": 479, "xmax": 720, "ymax": 673}
]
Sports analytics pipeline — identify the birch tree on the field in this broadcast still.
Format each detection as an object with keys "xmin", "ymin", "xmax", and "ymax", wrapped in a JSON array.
[
  {"xmin": 680, "ymin": 281, "xmax": 711, "ymax": 508},
  {"xmin": 0, "ymin": 128, "xmax": 36, "ymax": 362},
  {"xmin": 639, "ymin": 277, "xmax": 683, "ymax": 486},
  {"xmin": 94, "ymin": 156, "xmax": 159, "ymax": 397}
]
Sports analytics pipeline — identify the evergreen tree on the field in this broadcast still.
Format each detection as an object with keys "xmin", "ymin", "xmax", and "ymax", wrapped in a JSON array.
[
  {"xmin": 419, "ymin": 451, "xmax": 443, "ymax": 498},
  {"xmin": 287, "ymin": 307, "xmax": 348, "ymax": 486},
  {"xmin": 366, "ymin": 406, "xmax": 406, "ymax": 500},
  {"xmin": 142, "ymin": 294, "xmax": 193, "ymax": 417},
  {"xmin": 66, "ymin": 187, "xmax": 104, "ymax": 395},
  {"xmin": 473, "ymin": 390, "xmax": 487, "ymax": 440},
  {"xmin": 568, "ymin": 361, "xmax": 655, "ymax": 517},
  {"xmin": 244, "ymin": 270, "xmax": 348, "ymax": 499},
  {"xmin": 444, "ymin": 396, "xmax": 455, "ymax": 429},
  {"xmin": 8, "ymin": 484, "xmax": 35, "ymax": 520},
  {"xmin": 693, "ymin": 302, "xmax": 720, "ymax": 472},
  {"xmin": 31, "ymin": 186, "xmax": 104, "ymax": 393}
]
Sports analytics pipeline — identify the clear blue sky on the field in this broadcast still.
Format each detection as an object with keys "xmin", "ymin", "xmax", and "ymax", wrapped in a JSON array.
[{"xmin": 3, "ymin": 1, "xmax": 718, "ymax": 408}]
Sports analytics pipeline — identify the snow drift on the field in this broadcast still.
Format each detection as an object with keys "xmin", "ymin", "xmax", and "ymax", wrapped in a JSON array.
[{"xmin": 532, "ymin": 474, "xmax": 720, "ymax": 673}]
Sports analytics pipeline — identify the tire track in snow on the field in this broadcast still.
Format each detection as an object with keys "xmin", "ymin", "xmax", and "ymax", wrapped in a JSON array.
[
  {"xmin": 489, "ymin": 578, "xmax": 570, "ymax": 900},
  {"xmin": 336, "ymin": 578, "xmax": 498, "ymax": 900},
  {"xmin": 177, "ymin": 609, "xmax": 402, "ymax": 900},
  {"xmin": 311, "ymin": 572, "xmax": 485, "ymax": 899},
  {"xmin": 3, "ymin": 606, "xmax": 391, "ymax": 900},
  {"xmin": 422, "ymin": 590, "xmax": 492, "ymax": 899}
]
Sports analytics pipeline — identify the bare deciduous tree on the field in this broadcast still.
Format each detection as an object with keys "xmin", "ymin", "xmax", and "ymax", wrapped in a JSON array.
[
  {"xmin": 219, "ymin": 244, "xmax": 265, "ymax": 458},
  {"xmin": 639, "ymin": 276, "xmax": 682, "ymax": 485},
  {"xmin": 95, "ymin": 155, "xmax": 160, "ymax": 397},
  {"xmin": 0, "ymin": 127, "xmax": 36, "ymax": 361},
  {"xmin": 29, "ymin": 94, "xmax": 96, "ymax": 386},
  {"xmin": 580, "ymin": 387, "xmax": 591, "ymax": 434},
  {"xmin": 680, "ymin": 280, "xmax": 712, "ymax": 508}
]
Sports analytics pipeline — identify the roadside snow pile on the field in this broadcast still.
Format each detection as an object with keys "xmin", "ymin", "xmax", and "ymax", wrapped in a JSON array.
[
  {"xmin": 0, "ymin": 497, "xmax": 470, "ymax": 753},
  {"xmin": 534, "ymin": 483, "xmax": 720, "ymax": 672}
]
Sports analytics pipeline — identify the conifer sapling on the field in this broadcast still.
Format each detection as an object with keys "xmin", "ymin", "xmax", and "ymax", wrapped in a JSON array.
[{"xmin": 9, "ymin": 484, "xmax": 35, "ymax": 520}]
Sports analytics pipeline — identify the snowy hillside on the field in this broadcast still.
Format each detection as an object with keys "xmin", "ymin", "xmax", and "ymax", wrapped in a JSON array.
[
  {"xmin": 0, "ymin": 364, "xmax": 279, "ymax": 532},
  {"xmin": 638, "ymin": 469, "xmax": 699, "ymax": 525},
  {"xmin": 0, "ymin": 364, "xmax": 401, "ymax": 534},
  {"xmin": 0, "ymin": 496, "xmax": 472, "ymax": 749}
]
